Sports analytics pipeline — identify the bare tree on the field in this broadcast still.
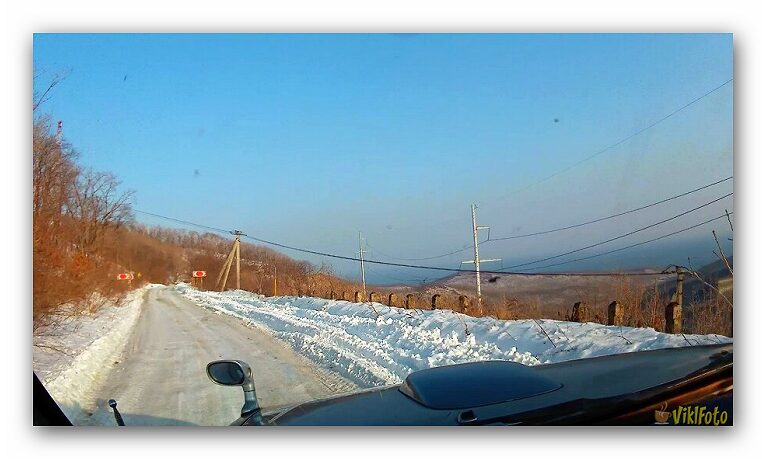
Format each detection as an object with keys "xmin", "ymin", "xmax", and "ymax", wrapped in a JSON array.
[
  {"xmin": 33, "ymin": 68, "xmax": 71, "ymax": 113},
  {"xmin": 712, "ymin": 230, "xmax": 733, "ymax": 275},
  {"xmin": 32, "ymin": 119, "xmax": 78, "ymax": 225},
  {"xmin": 65, "ymin": 170, "xmax": 135, "ymax": 252}
]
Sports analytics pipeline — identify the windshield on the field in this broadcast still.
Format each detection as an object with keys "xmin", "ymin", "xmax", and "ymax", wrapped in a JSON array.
[{"xmin": 32, "ymin": 33, "xmax": 733, "ymax": 427}]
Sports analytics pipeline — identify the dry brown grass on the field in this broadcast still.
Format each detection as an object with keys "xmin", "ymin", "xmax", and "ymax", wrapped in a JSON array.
[{"xmin": 687, "ymin": 292, "xmax": 733, "ymax": 336}]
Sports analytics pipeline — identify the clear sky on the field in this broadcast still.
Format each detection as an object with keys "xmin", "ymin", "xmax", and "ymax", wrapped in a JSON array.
[{"xmin": 33, "ymin": 34, "xmax": 733, "ymax": 284}]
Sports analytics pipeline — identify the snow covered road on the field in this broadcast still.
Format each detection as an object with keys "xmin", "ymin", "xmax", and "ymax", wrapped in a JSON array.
[{"xmin": 73, "ymin": 286, "xmax": 355, "ymax": 426}]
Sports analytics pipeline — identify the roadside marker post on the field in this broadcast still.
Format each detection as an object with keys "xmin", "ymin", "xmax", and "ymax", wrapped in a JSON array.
[
  {"xmin": 116, "ymin": 272, "xmax": 134, "ymax": 286},
  {"xmin": 192, "ymin": 270, "xmax": 207, "ymax": 288}
]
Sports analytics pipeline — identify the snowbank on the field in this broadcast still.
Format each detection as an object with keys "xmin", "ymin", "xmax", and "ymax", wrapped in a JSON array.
[
  {"xmin": 175, "ymin": 284, "xmax": 731, "ymax": 388},
  {"xmin": 33, "ymin": 284, "xmax": 158, "ymax": 422}
]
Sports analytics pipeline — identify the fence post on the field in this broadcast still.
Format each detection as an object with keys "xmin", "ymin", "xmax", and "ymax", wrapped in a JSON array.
[
  {"xmin": 607, "ymin": 301, "xmax": 624, "ymax": 326},
  {"xmin": 405, "ymin": 294, "xmax": 414, "ymax": 309},
  {"xmin": 388, "ymin": 293, "xmax": 399, "ymax": 307},
  {"xmin": 571, "ymin": 301, "xmax": 589, "ymax": 323},
  {"xmin": 354, "ymin": 291, "xmax": 361, "ymax": 302},
  {"xmin": 665, "ymin": 302, "xmax": 682, "ymax": 333},
  {"xmin": 431, "ymin": 294, "xmax": 441, "ymax": 310},
  {"xmin": 458, "ymin": 295, "xmax": 469, "ymax": 314},
  {"xmin": 369, "ymin": 292, "xmax": 378, "ymax": 303}
]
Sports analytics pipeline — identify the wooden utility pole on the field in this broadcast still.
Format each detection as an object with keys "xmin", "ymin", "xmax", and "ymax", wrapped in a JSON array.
[
  {"xmin": 665, "ymin": 266, "xmax": 685, "ymax": 334},
  {"xmin": 215, "ymin": 242, "xmax": 237, "ymax": 291},
  {"xmin": 216, "ymin": 231, "xmax": 243, "ymax": 292},
  {"xmin": 273, "ymin": 265, "xmax": 277, "ymax": 296}
]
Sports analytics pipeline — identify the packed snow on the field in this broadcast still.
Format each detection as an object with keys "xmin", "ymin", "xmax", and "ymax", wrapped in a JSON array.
[
  {"xmin": 175, "ymin": 284, "xmax": 731, "ymax": 388},
  {"xmin": 33, "ymin": 285, "xmax": 156, "ymax": 422}
]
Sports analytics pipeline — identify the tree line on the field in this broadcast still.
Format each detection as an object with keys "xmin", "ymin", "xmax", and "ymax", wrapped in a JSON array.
[{"xmin": 32, "ymin": 75, "xmax": 358, "ymax": 333}]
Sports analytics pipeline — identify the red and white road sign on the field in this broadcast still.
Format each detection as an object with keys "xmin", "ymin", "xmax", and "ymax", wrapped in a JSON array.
[
  {"xmin": 192, "ymin": 271, "xmax": 207, "ymax": 278},
  {"xmin": 117, "ymin": 273, "xmax": 134, "ymax": 281}
]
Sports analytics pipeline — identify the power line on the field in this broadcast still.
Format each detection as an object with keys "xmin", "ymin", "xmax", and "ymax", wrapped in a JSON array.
[
  {"xmin": 513, "ymin": 213, "xmax": 733, "ymax": 272},
  {"xmin": 365, "ymin": 175, "xmax": 732, "ymax": 261},
  {"xmin": 489, "ymin": 176, "xmax": 733, "ymax": 241},
  {"xmin": 134, "ymin": 207, "xmax": 672, "ymax": 277},
  {"xmin": 363, "ymin": 265, "xmax": 438, "ymax": 285},
  {"xmin": 499, "ymin": 192, "xmax": 733, "ymax": 271},
  {"xmin": 366, "ymin": 241, "xmax": 473, "ymax": 261},
  {"xmin": 345, "ymin": 78, "xmax": 734, "ymax": 240},
  {"xmin": 243, "ymin": 231, "xmax": 672, "ymax": 277},
  {"xmin": 134, "ymin": 210, "xmax": 231, "ymax": 234}
]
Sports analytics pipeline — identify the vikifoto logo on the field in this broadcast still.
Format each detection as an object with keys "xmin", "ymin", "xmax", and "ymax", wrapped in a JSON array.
[{"xmin": 654, "ymin": 402, "xmax": 729, "ymax": 425}]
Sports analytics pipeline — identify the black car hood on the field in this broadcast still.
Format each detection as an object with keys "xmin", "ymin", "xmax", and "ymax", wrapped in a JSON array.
[{"xmin": 252, "ymin": 344, "xmax": 732, "ymax": 426}]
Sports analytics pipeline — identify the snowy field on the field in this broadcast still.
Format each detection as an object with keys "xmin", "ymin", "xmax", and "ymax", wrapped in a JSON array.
[{"xmin": 175, "ymin": 284, "xmax": 732, "ymax": 388}]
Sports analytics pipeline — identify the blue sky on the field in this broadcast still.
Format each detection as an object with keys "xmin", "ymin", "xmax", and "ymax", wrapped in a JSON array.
[{"xmin": 33, "ymin": 34, "xmax": 733, "ymax": 284}]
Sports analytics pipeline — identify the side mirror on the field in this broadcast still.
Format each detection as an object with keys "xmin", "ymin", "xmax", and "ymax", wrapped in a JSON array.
[
  {"xmin": 207, "ymin": 360, "xmax": 248, "ymax": 386},
  {"xmin": 206, "ymin": 360, "xmax": 263, "ymax": 424}
]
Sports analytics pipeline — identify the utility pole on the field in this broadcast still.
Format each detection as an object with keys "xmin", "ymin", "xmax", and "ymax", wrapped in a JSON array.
[
  {"xmin": 675, "ymin": 265, "xmax": 685, "ymax": 309},
  {"xmin": 470, "ymin": 204, "xmax": 482, "ymax": 302},
  {"xmin": 216, "ymin": 230, "xmax": 244, "ymax": 292},
  {"xmin": 359, "ymin": 231, "xmax": 367, "ymax": 300},
  {"xmin": 216, "ymin": 242, "xmax": 236, "ymax": 291},
  {"xmin": 273, "ymin": 265, "xmax": 277, "ymax": 296},
  {"xmin": 235, "ymin": 232, "xmax": 241, "ymax": 290},
  {"xmin": 461, "ymin": 204, "xmax": 500, "ymax": 314}
]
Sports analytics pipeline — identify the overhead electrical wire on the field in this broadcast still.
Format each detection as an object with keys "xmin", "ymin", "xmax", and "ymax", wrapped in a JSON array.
[
  {"xmin": 241, "ymin": 233, "xmax": 671, "ymax": 277},
  {"xmin": 488, "ymin": 176, "xmax": 733, "ymax": 241},
  {"xmin": 134, "ymin": 210, "xmax": 230, "ymax": 234},
  {"xmin": 498, "ymin": 192, "xmax": 733, "ymax": 271},
  {"xmin": 513, "ymin": 212, "xmax": 734, "ymax": 272},
  {"xmin": 364, "ymin": 176, "xmax": 733, "ymax": 261},
  {"xmin": 133, "ymin": 208, "xmax": 731, "ymax": 277},
  {"xmin": 365, "ymin": 240, "xmax": 473, "ymax": 261},
  {"xmin": 362, "ymin": 265, "xmax": 438, "ymax": 285},
  {"xmin": 374, "ymin": 77, "xmax": 733, "ymax": 238},
  {"xmin": 135, "ymin": 79, "xmax": 733, "ymax": 268}
]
